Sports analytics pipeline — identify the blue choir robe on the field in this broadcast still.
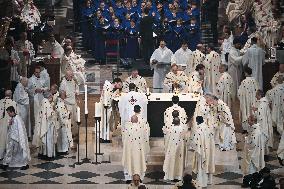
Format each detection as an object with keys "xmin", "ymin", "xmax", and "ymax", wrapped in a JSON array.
[
  {"xmin": 172, "ymin": 25, "xmax": 186, "ymax": 52},
  {"xmin": 94, "ymin": 22, "xmax": 110, "ymax": 61},
  {"xmin": 106, "ymin": 24, "xmax": 125, "ymax": 57},
  {"xmin": 182, "ymin": 12, "xmax": 192, "ymax": 26},
  {"xmin": 161, "ymin": 23, "xmax": 174, "ymax": 51},
  {"xmin": 186, "ymin": 24, "xmax": 200, "ymax": 51},
  {"xmin": 124, "ymin": 26, "xmax": 139, "ymax": 59},
  {"xmin": 114, "ymin": 6, "xmax": 126, "ymax": 20},
  {"xmin": 165, "ymin": 11, "xmax": 178, "ymax": 27},
  {"xmin": 81, "ymin": 6, "xmax": 95, "ymax": 49},
  {"xmin": 190, "ymin": 8, "xmax": 200, "ymax": 22},
  {"xmin": 98, "ymin": 8, "xmax": 110, "ymax": 20},
  {"xmin": 122, "ymin": 19, "xmax": 131, "ymax": 29}
]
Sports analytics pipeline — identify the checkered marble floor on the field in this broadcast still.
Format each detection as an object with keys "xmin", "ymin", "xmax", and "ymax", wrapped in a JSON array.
[{"xmin": 0, "ymin": 133, "xmax": 282, "ymax": 189}]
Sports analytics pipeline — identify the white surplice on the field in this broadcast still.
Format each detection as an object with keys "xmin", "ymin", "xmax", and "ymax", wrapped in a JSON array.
[
  {"xmin": 238, "ymin": 77, "xmax": 259, "ymax": 130},
  {"xmin": 266, "ymin": 83, "xmax": 284, "ymax": 134},
  {"xmin": 32, "ymin": 98, "xmax": 57, "ymax": 157},
  {"xmin": 163, "ymin": 104, "xmax": 188, "ymax": 150},
  {"xmin": 150, "ymin": 47, "xmax": 173, "ymax": 93},
  {"xmin": 28, "ymin": 74, "xmax": 49, "ymax": 128},
  {"xmin": 40, "ymin": 68, "xmax": 50, "ymax": 89},
  {"xmin": 15, "ymin": 39, "xmax": 35, "ymax": 76},
  {"xmin": 13, "ymin": 82, "xmax": 31, "ymax": 138},
  {"xmin": 187, "ymin": 71, "xmax": 204, "ymax": 94},
  {"xmin": 163, "ymin": 71, "xmax": 188, "ymax": 93},
  {"xmin": 228, "ymin": 46, "xmax": 243, "ymax": 100},
  {"xmin": 118, "ymin": 91, "xmax": 148, "ymax": 127},
  {"xmin": 190, "ymin": 122, "xmax": 215, "ymax": 188},
  {"xmin": 100, "ymin": 80, "xmax": 114, "ymax": 140},
  {"xmin": 3, "ymin": 115, "xmax": 30, "ymax": 167},
  {"xmin": 123, "ymin": 75, "xmax": 147, "ymax": 93},
  {"xmin": 220, "ymin": 35, "xmax": 233, "ymax": 64},
  {"xmin": 242, "ymin": 123, "xmax": 267, "ymax": 175},
  {"xmin": 0, "ymin": 98, "xmax": 17, "ymax": 159},
  {"xmin": 186, "ymin": 49, "xmax": 205, "ymax": 76},
  {"xmin": 242, "ymin": 44, "xmax": 265, "ymax": 89},
  {"xmin": 59, "ymin": 78, "xmax": 79, "ymax": 126},
  {"xmin": 216, "ymin": 72, "xmax": 234, "ymax": 108},
  {"xmin": 171, "ymin": 47, "xmax": 192, "ymax": 67},
  {"xmin": 255, "ymin": 97, "xmax": 273, "ymax": 150},
  {"xmin": 163, "ymin": 124, "xmax": 187, "ymax": 181},
  {"xmin": 55, "ymin": 98, "xmax": 73, "ymax": 153},
  {"xmin": 215, "ymin": 100, "xmax": 237, "ymax": 151},
  {"xmin": 122, "ymin": 121, "xmax": 149, "ymax": 180},
  {"xmin": 203, "ymin": 51, "xmax": 221, "ymax": 94}
]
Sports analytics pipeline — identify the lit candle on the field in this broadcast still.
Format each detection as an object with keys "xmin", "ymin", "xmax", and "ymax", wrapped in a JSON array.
[
  {"xmin": 146, "ymin": 88, "xmax": 150, "ymax": 94},
  {"xmin": 77, "ymin": 106, "xmax": 80, "ymax": 123},
  {"xmin": 84, "ymin": 84, "xmax": 88, "ymax": 114},
  {"xmin": 95, "ymin": 102, "xmax": 101, "ymax": 117}
]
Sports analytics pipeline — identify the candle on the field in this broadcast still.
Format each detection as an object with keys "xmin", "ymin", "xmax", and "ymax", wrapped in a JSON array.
[
  {"xmin": 84, "ymin": 85, "xmax": 88, "ymax": 114},
  {"xmin": 95, "ymin": 102, "xmax": 101, "ymax": 117},
  {"xmin": 77, "ymin": 106, "xmax": 80, "ymax": 122},
  {"xmin": 146, "ymin": 88, "xmax": 150, "ymax": 94}
]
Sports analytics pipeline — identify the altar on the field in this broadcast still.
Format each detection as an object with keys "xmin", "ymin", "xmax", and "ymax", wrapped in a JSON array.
[{"xmin": 147, "ymin": 93, "xmax": 200, "ymax": 137}]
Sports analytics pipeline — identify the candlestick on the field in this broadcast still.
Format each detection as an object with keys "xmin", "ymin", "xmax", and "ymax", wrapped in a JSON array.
[
  {"xmin": 77, "ymin": 106, "xmax": 80, "ymax": 123},
  {"xmin": 84, "ymin": 84, "xmax": 88, "ymax": 114},
  {"xmin": 95, "ymin": 102, "xmax": 101, "ymax": 117},
  {"xmin": 146, "ymin": 88, "xmax": 150, "ymax": 95}
]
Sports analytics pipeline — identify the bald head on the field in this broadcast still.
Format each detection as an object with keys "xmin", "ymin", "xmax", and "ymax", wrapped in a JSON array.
[
  {"xmin": 5, "ymin": 90, "xmax": 12, "ymax": 99},
  {"xmin": 196, "ymin": 44, "xmax": 203, "ymax": 51},
  {"xmin": 277, "ymin": 75, "xmax": 284, "ymax": 84},
  {"xmin": 20, "ymin": 77, "xmax": 28, "ymax": 87},
  {"xmin": 65, "ymin": 70, "xmax": 73, "ymax": 80},
  {"xmin": 131, "ymin": 115, "xmax": 138, "ymax": 123}
]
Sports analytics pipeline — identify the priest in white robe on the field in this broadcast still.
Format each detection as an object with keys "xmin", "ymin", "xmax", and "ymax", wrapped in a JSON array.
[
  {"xmin": 39, "ymin": 61, "xmax": 51, "ymax": 89},
  {"xmin": 55, "ymin": 91, "xmax": 73, "ymax": 154},
  {"xmin": 50, "ymin": 84, "xmax": 59, "ymax": 104},
  {"xmin": 32, "ymin": 92, "xmax": 57, "ymax": 158},
  {"xmin": 28, "ymin": 66, "xmax": 49, "ymax": 131},
  {"xmin": 164, "ymin": 96, "xmax": 187, "ymax": 128},
  {"xmin": 253, "ymin": 90, "xmax": 273, "ymax": 153},
  {"xmin": 186, "ymin": 44, "xmax": 205, "ymax": 76},
  {"xmin": 187, "ymin": 64, "xmax": 205, "ymax": 94},
  {"xmin": 190, "ymin": 116, "xmax": 215, "ymax": 188},
  {"xmin": 123, "ymin": 68, "xmax": 147, "ymax": 93},
  {"xmin": 122, "ymin": 115, "xmax": 148, "ymax": 181},
  {"xmin": 118, "ymin": 83, "xmax": 148, "ymax": 127},
  {"xmin": 216, "ymin": 99, "xmax": 236, "ymax": 151},
  {"xmin": 203, "ymin": 46, "xmax": 221, "ymax": 94},
  {"xmin": 266, "ymin": 75, "xmax": 284, "ymax": 134},
  {"xmin": 242, "ymin": 116, "xmax": 267, "ymax": 176},
  {"xmin": 0, "ymin": 90, "xmax": 17, "ymax": 159},
  {"xmin": 13, "ymin": 77, "xmax": 31, "ymax": 138},
  {"xmin": 220, "ymin": 32, "xmax": 233, "ymax": 65},
  {"xmin": 163, "ymin": 64, "xmax": 188, "ymax": 93},
  {"xmin": 216, "ymin": 64, "xmax": 234, "ymax": 108},
  {"xmin": 150, "ymin": 40, "xmax": 173, "ymax": 93},
  {"xmin": 163, "ymin": 117, "xmax": 187, "ymax": 181},
  {"xmin": 238, "ymin": 66, "xmax": 259, "ymax": 132},
  {"xmin": 171, "ymin": 42, "xmax": 192, "ymax": 69},
  {"xmin": 242, "ymin": 37, "xmax": 265, "ymax": 90},
  {"xmin": 42, "ymin": 34, "xmax": 64, "ymax": 58},
  {"xmin": 270, "ymin": 64, "xmax": 284, "ymax": 88},
  {"xmin": 15, "ymin": 31, "xmax": 35, "ymax": 77},
  {"xmin": 59, "ymin": 71, "xmax": 79, "ymax": 129},
  {"xmin": 2, "ymin": 106, "xmax": 30, "ymax": 170},
  {"xmin": 100, "ymin": 78, "xmax": 123, "ymax": 140},
  {"xmin": 61, "ymin": 46, "xmax": 86, "ymax": 85},
  {"xmin": 228, "ymin": 38, "xmax": 243, "ymax": 99}
]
